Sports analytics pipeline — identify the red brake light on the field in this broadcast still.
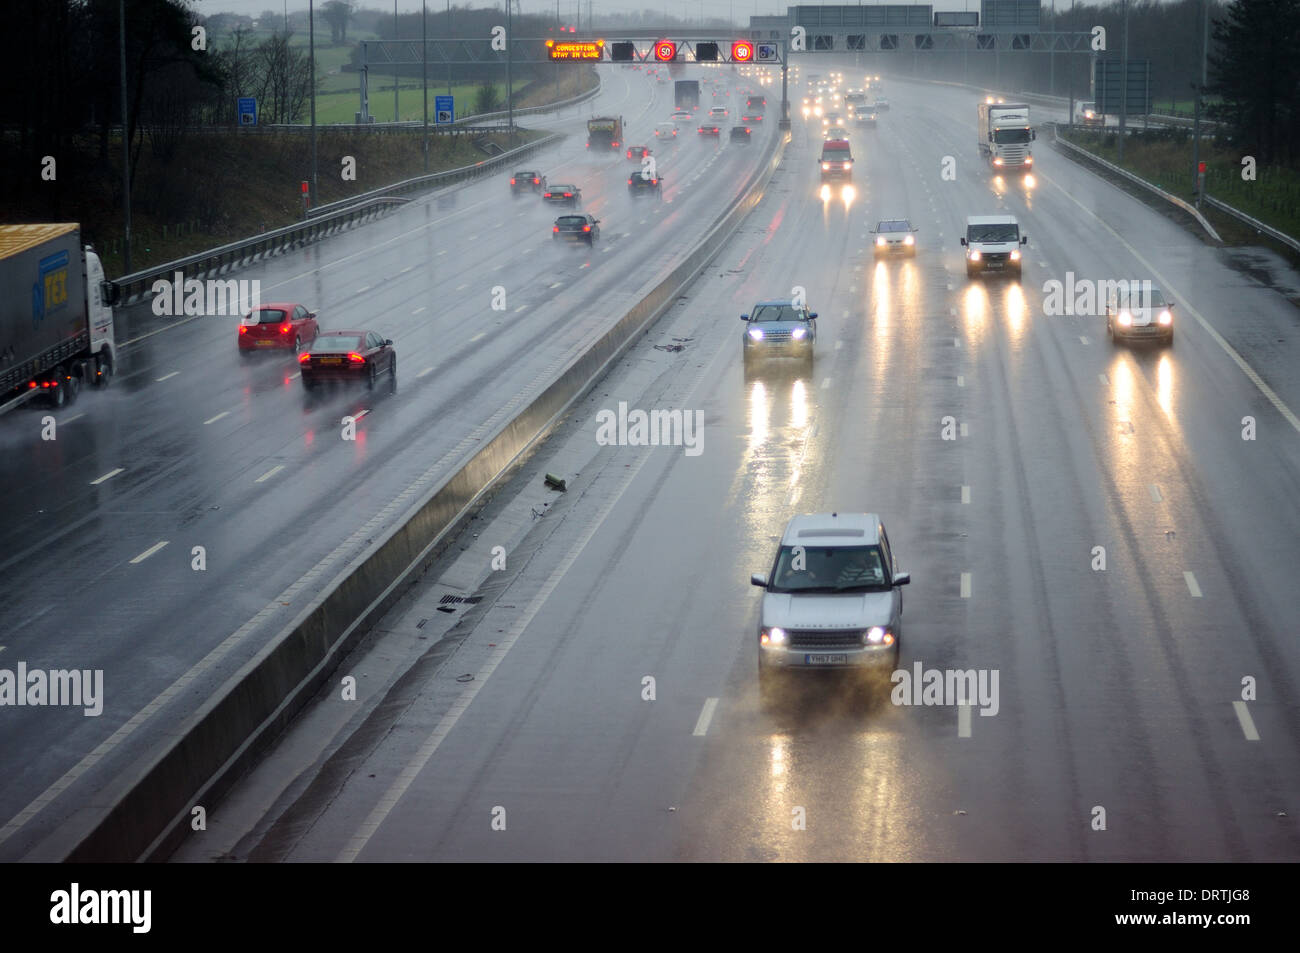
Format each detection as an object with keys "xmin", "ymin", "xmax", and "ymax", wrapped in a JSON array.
[
  {"xmin": 298, "ymin": 351, "xmax": 310, "ymax": 364},
  {"xmin": 239, "ymin": 326, "xmax": 247, "ymax": 334},
  {"xmin": 281, "ymin": 323, "xmax": 292, "ymax": 333},
  {"xmin": 553, "ymin": 225, "xmax": 559, "ymax": 231},
  {"xmin": 532, "ymin": 177, "xmax": 539, "ymax": 184},
  {"xmin": 628, "ymin": 178, "xmax": 633, "ymax": 185},
  {"xmin": 347, "ymin": 353, "xmax": 365, "ymax": 364},
  {"xmin": 582, "ymin": 225, "xmax": 591, "ymax": 232},
  {"xmin": 564, "ymin": 192, "xmax": 572, "ymax": 197},
  {"xmin": 510, "ymin": 177, "xmax": 516, "ymax": 184}
]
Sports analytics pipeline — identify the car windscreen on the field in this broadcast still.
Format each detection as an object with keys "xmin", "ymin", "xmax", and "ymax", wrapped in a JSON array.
[
  {"xmin": 750, "ymin": 305, "xmax": 805, "ymax": 323},
  {"xmin": 1118, "ymin": 286, "xmax": 1167, "ymax": 309},
  {"xmin": 514, "ymin": 171, "xmax": 536, "ymax": 178},
  {"xmin": 821, "ymin": 142, "xmax": 851, "ymax": 156},
  {"xmin": 547, "ymin": 185, "xmax": 575, "ymax": 192},
  {"xmin": 770, "ymin": 545, "xmax": 888, "ymax": 592},
  {"xmin": 556, "ymin": 216, "xmax": 587, "ymax": 226},
  {"xmin": 967, "ymin": 223, "xmax": 1019, "ymax": 242},
  {"xmin": 878, "ymin": 221, "xmax": 910, "ymax": 232},
  {"xmin": 310, "ymin": 335, "xmax": 365, "ymax": 353}
]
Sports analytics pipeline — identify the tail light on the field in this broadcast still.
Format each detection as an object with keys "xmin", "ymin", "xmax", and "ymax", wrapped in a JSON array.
[
  {"xmin": 563, "ymin": 192, "xmax": 573, "ymax": 197},
  {"xmin": 281, "ymin": 322, "xmax": 292, "ymax": 334},
  {"xmin": 553, "ymin": 225, "xmax": 559, "ymax": 232},
  {"xmin": 298, "ymin": 351, "xmax": 311, "ymax": 364},
  {"xmin": 582, "ymin": 225, "xmax": 591, "ymax": 232},
  {"xmin": 532, "ymin": 177, "xmax": 539, "ymax": 184},
  {"xmin": 628, "ymin": 179, "xmax": 633, "ymax": 185},
  {"xmin": 239, "ymin": 326, "xmax": 247, "ymax": 335},
  {"xmin": 510, "ymin": 177, "xmax": 516, "ymax": 184},
  {"xmin": 347, "ymin": 353, "xmax": 365, "ymax": 364}
]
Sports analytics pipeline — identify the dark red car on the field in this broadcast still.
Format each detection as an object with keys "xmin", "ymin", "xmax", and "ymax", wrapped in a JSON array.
[
  {"xmin": 238, "ymin": 302, "xmax": 319, "ymax": 354},
  {"xmin": 298, "ymin": 330, "xmax": 396, "ymax": 392}
]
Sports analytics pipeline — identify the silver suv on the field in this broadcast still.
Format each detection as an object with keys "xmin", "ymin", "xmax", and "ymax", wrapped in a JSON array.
[{"xmin": 750, "ymin": 513, "xmax": 910, "ymax": 700}]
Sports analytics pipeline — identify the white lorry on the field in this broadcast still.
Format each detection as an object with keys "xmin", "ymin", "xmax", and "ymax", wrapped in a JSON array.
[
  {"xmin": 0, "ymin": 224, "xmax": 118, "ymax": 414},
  {"xmin": 977, "ymin": 101, "xmax": 1035, "ymax": 172}
]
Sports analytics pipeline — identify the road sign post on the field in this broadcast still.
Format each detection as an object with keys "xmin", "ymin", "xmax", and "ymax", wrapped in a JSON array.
[{"xmin": 237, "ymin": 97, "xmax": 257, "ymax": 126}]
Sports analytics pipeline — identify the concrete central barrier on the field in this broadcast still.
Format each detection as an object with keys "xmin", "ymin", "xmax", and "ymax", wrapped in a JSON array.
[{"xmin": 35, "ymin": 127, "xmax": 792, "ymax": 863}]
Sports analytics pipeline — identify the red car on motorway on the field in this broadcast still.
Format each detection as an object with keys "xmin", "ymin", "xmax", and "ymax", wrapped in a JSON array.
[
  {"xmin": 298, "ymin": 330, "xmax": 396, "ymax": 392},
  {"xmin": 238, "ymin": 302, "xmax": 319, "ymax": 354}
]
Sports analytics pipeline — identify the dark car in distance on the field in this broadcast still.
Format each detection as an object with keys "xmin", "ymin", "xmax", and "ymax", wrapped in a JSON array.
[
  {"xmin": 298, "ymin": 330, "xmax": 395, "ymax": 392},
  {"xmin": 510, "ymin": 170, "xmax": 546, "ymax": 195},
  {"xmin": 553, "ymin": 213, "xmax": 601, "ymax": 245},
  {"xmin": 628, "ymin": 171, "xmax": 663, "ymax": 197},
  {"xmin": 542, "ymin": 184, "xmax": 582, "ymax": 207}
]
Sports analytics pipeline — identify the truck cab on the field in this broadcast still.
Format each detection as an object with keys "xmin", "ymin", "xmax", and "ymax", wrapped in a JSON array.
[
  {"xmin": 977, "ymin": 101, "xmax": 1035, "ymax": 171},
  {"xmin": 586, "ymin": 116, "xmax": 623, "ymax": 149}
]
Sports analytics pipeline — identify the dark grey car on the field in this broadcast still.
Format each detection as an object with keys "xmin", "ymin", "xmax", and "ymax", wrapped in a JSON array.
[{"xmin": 741, "ymin": 300, "xmax": 817, "ymax": 367}]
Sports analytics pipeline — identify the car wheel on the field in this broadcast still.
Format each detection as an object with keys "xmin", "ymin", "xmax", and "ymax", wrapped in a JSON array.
[
  {"xmin": 367, "ymin": 363, "xmax": 377, "ymax": 391},
  {"xmin": 294, "ymin": 335, "xmax": 302, "ymax": 351},
  {"xmin": 63, "ymin": 367, "xmax": 81, "ymax": 405},
  {"xmin": 388, "ymin": 359, "xmax": 397, "ymax": 394},
  {"xmin": 48, "ymin": 368, "xmax": 67, "ymax": 407},
  {"xmin": 93, "ymin": 350, "xmax": 113, "ymax": 387}
]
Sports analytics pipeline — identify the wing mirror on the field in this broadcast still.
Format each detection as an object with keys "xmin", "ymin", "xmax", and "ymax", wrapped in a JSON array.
[
  {"xmin": 750, "ymin": 573, "xmax": 768, "ymax": 587},
  {"xmin": 740, "ymin": 314, "xmax": 750, "ymax": 320},
  {"xmin": 384, "ymin": 339, "xmax": 393, "ymax": 347},
  {"xmin": 893, "ymin": 571, "xmax": 911, "ymax": 587},
  {"xmin": 960, "ymin": 237, "xmax": 968, "ymax": 246},
  {"xmin": 1020, "ymin": 235, "xmax": 1028, "ymax": 244},
  {"xmin": 809, "ymin": 312, "xmax": 818, "ymax": 319}
]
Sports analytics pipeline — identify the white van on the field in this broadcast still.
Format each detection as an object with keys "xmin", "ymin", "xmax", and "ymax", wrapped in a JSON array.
[{"xmin": 960, "ymin": 215, "xmax": 1027, "ymax": 278}]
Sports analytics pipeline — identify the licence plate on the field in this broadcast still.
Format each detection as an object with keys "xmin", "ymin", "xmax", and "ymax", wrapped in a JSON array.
[
  {"xmin": 320, "ymin": 357, "xmax": 342, "ymax": 365},
  {"xmin": 805, "ymin": 654, "xmax": 848, "ymax": 665},
  {"xmin": 256, "ymin": 340, "xmax": 274, "ymax": 346}
]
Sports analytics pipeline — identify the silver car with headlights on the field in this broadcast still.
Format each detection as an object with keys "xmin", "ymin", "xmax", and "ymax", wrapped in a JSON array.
[
  {"xmin": 872, "ymin": 218, "xmax": 918, "ymax": 256},
  {"xmin": 1106, "ymin": 283, "xmax": 1175, "ymax": 345},
  {"xmin": 750, "ymin": 513, "xmax": 910, "ymax": 700},
  {"xmin": 740, "ymin": 299, "xmax": 817, "ymax": 367}
]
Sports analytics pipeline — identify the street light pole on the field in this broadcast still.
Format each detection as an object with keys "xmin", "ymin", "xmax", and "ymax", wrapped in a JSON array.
[
  {"xmin": 395, "ymin": 0, "xmax": 399, "ymax": 121},
  {"xmin": 423, "ymin": 1, "xmax": 429, "ymax": 171},
  {"xmin": 119, "ymin": 0, "xmax": 132, "ymax": 272},
  {"xmin": 506, "ymin": 0, "xmax": 514, "ymax": 148},
  {"xmin": 310, "ymin": 0, "xmax": 318, "ymax": 204},
  {"xmin": 1118, "ymin": 0, "xmax": 1128, "ymax": 162},
  {"xmin": 1192, "ymin": 0, "xmax": 1208, "ymax": 206}
]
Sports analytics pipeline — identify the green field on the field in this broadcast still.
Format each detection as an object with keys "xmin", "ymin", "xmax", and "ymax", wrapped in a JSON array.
[
  {"xmin": 314, "ymin": 78, "xmax": 534, "ymax": 125},
  {"xmin": 1061, "ymin": 128, "xmax": 1300, "ymax": 246}
]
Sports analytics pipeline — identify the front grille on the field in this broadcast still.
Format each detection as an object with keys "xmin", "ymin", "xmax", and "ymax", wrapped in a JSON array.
[
  {"xmin": 761, "ymin": 329, "xmax": 793, "ymax": 343},
  {"xmin": 787, "ymin": 629, "xmax": 862, "ymax": 649},
  {"xmin": 982, "ymin": 253, "xmax": 1009, "ymax": 263}
]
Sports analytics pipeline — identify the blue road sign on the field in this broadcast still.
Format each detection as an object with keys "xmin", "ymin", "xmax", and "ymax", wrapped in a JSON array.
[
  {"xmin": 435, "ymin": 95, "xmax": 454, "ymax": 125},
  {"xmin": 237, "ymin": 97, "xmax": 257, "ymax": 126}
]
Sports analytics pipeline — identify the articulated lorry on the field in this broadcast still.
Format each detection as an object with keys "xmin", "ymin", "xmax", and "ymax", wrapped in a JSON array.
[
  {"xmin": 1, "ymin": 224, "xmax": 118, "ymax": 414},
  {"xmin": 674, "ymin": 79, "xmax": 700, "ymax": 111},
  {"xmin": 586, "ymin": 115, "xmax": 624, "ymax": 149},
  {"xmin": 977, "ymin": 101, "xmax": 1035, "ymax": 172}
]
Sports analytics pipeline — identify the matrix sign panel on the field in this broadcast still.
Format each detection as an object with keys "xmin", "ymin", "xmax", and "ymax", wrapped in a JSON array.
[{"xmin": 546, "ymin": 40, "xmax": 604, "ymax": 60}]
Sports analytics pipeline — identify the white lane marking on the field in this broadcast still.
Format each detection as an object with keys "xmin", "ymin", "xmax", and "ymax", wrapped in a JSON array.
[
  {"xmin": 0, "ymin": 647, "xmax": 5, "ymax": 656},
  {"xmin": 946, "ymin": 283, "xmax": 953, "ymax": 291},
  {"xmin": 1232, "ymin": 701, "xmax": 1260, "ymax": 741},
  {"xmin": 950, "ymin": 308, "xmax": 957, "ymax": 316},
  {"xmin": 954, "ymin": 337, "xmax": 962, "ymax": 348},
  {"xmin": 254, "ymin": 465, "xmax": 285, "ymax": 484},
  {"xmin": 1148, "ymin": 484, "xmax": 1163, "ymax": 502},
  {"xmin": 129, "ymin": 541, "xmax": 169, "ymax": 564},
  {"xmin": 63, "ymin": 413, "xmax": 84, "ymax": 424},
  {"xmin": 1080, "ymin": 335, "xmax": 1090, "ymax": 345},
  {"xmin": 1044, "ymin": 170, "xmax": 1300, "ymax": 435},
  {"xmin": 335, "ymin": 423, "xmax": 660, "ymax": 863},
  {"xmin": 958, "ymin": 703, "xmax": 972, "ymax": 738},
  {"xmin": 1099, "ymin": 373, "xmax": 1109, "ymax": 385},
  {"xmin": 514, "ymin": 305, "xmax": 527, "ymax": 313},
  {"xmin": 155, "ymin": 371, "xmax": 179, "ymax": 382},
  {"xmin": 693, "ymin": 698, "xmax": 719, "ymax": 736},
  {"xmin": 960, "ymin": 422, "xmax": 969, "ymax": 437},
  {"xmin": 1038, "ymin": 260, "xmax": 1048, "ymax": 267},
  {"xmin": 841, "ymin": 309, "xmax": 850, "ymax": 317},
  {"xmin": 436, "ymin": 249, "xmax": 447, "ymax": 256},
  {"xmin": 416, "ymin": 367, "xmax": 434, "ymax": 378},
  {"xmin": 835, "ymin": 340, "xmax": 844, "ymax": 350},
  {"xmin": 961, "ymin": 485, "xmax": 970, "ymax": 504},
  {"xmin": 90, "ymin": 468, "xmax": 123, "ymax": 485},
  {"xmin": 356, "ymin": 285, "xmax": 371, "ymax": 294},
  {"xmin": 468, "ymin": 234, "xmax": 478, "ymax": 240},
  {"xmin": 821, "ymin": 377, "xmax": 832, "ymax": 389},
  {"xmin": 204, "ymin": 411, "xmax": 230, "ymax": 425},
  {"xmin": 1184, "ymin": 571, "xmax": 1202, "ymax": 598},
  {"xmin": 455, "ymin": 283, "xmax": 469, "ymax": 291},
  {"xmin": 960, "ymin": 572, "xmax": 972, "ymax": 598},
  {"xmin": 412, "ymin": 306, "xmax": 427, "ymax": 314},
  {"xmin": 469, "ymin": 332, "xmax": 486, "ymax": 343},
  {"xmin": 550, "ymin": 282, "xmax": 563, "ymax": 289},
  {"xmin": 957, "ymin": 375, "xmax": 965, "ymax": 387},
  {"xmin": 399, "ymin": 266, "xmax": 413, "ymax": 274}
]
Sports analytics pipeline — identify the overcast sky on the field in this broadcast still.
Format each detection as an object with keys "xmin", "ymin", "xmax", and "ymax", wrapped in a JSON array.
[{"xmin": 192, "ymin": 1, "xmax": 991, "ymax": 24}]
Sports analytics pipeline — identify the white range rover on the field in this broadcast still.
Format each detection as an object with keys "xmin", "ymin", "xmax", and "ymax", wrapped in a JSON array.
[{"xmin": 750, "ymin": 512, "xmax": 910, "ymax": 703}]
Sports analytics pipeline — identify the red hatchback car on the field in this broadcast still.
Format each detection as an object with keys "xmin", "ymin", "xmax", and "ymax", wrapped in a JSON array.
[
  {"xmin": 298, "ymin": 330, "xmax": 396, "ymax": 392},
  {"xmin": 238, "ymin": 302, "xmax": 319, "ymax": 354}
]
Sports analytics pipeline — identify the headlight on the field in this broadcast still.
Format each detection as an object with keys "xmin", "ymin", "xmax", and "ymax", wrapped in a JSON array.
[
  {"xmin": 876, "ymin": 235, "xmax": 886, "ymax": 246},
  {"xmin": 968, "ymin": 249, "xmax": 981, "ymax": 261},
  {"xmin": 863, "ymin": 627, "xmax": 895, "ymax": 646},
  {"xmin": 759, "ymin": 627, "xmax": 786, "ymax": 646},
  {"xmin": 822, "ymin": 162, "xmax": 830, "ymax": 170},
  {"xmin": 1024, "ymin": 156, "xmax": 1032, "ymax": 166},
  {"xmin": 1010, "ymin": 249, "xmax": 1021, "ymax": 261},
  {"xmin": 993, "ymin": 157, "xmax": 1004, "ymax": 166},
  {"xmin": 1118, "ymin": 311, "xmax": 1132, "ymax": 326},
  {"xmin": 903, "ymin": 235, "xmax": 914, "ymax": 246},
  {"xmin": 1158, "ymin": 310, "xmax": 1172, "ymax": 326},
  {"xmin": 748, "ymin": 327, "xmax": 764, "ymax": 340},
  {"xmin": 791, "ymin": 327, "xmax": 807, "ymax": 340}
]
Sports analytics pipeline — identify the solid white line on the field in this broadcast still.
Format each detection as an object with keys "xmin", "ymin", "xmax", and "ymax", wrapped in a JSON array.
[
  {"xmin": 960, "ymin": 572, "xmax": 971, "ymax": 598},
  {"xmin": 335, "ymin": 429, "xmax": 660, "ymax": 862},
  {"xmin": 1232, "ymin": 701, "xmax": 1260, "ymax": 741},
  {"xmin": 1184, "ymin": 571, "xmax": 1202, "ymax": 598},
  {"xmin": 1044, "ymin": 170, "xmax": 1300, "ymax": 435},
  {"xmin": 129, "ymin": 541, "xmax": 169, "ymax": 564},
  {"xmin": 416, "ymin": 367, "xmax": 434, "ymax": 378},
  {"xmin": 254, "ymin": 465, "xmax": 285, "ymax": 484},
  {"xmin": 288, "ymin": 372, "xmax": 300, "ymax": 381},
  {"xmin": 961, "ymin": 485, "xmax": 970, "ymax": 504},
  {"xmin": 693, "ymin": 698, "xmax": 719, "ymax": 737},
  {"xmin": 203, "ymin": 411, "xmax": 230, "ymax": 425},
  {"xmin": 957, "ymin": 703, "xmax": 972, "ymax": 737},
  {"xmin": 89, "ymin": 468, "xmax": 123, "ymax": 485},
  {"xmin": 469, "ymin": 332, "xmax": 486, "ymax": 343},
  {"xmin": 1148, "ymin": 484, "xmax": 1163, "ymax": 502},
  {"xmin": 155, "ymin": 371, "xmax": 179, "ymax": 382}
]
